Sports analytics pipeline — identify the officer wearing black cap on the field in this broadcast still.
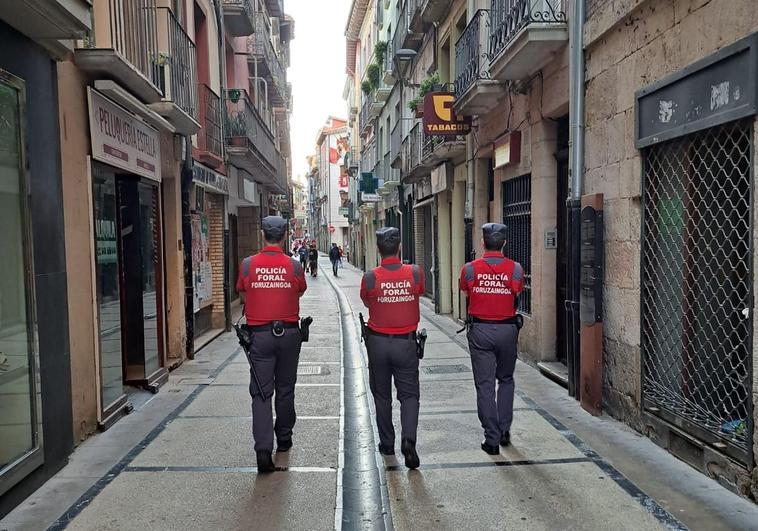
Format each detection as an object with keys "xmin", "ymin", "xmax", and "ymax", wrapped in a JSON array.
[
  {"xmin": 236, "ymin": 215, "xmax": 307, "ymax": 472},
  {"xmin": 360, "ymin": 227, "xmax": 424, "ymax": 469},
  {"xmin": 459, "ymin": 223, "xmax": 524, "ymax": 455}
]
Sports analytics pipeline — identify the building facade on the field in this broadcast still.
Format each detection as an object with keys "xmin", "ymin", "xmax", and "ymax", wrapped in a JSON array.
[
  {"xmin": 345, "ymin": 0, "xmax": 758, "ymax": 501},
  {"xmin": 0, "ymin": 0, "xmax": 294, "ymax": 517},
  {"xmin": 315, "ymin": 117, "xmax": 349, "ymax": 252}
]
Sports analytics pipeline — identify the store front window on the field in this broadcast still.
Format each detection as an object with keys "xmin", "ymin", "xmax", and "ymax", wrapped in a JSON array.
[{"xmin": 0, "ymin": 70, "xmax": 41, "ymax": 493}]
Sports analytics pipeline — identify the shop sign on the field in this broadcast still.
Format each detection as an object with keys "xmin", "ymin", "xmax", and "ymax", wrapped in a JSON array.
[
  {"xmin": 191, "ymin": 212, "xmax": 213, "ymax": 312},
  {"xmin": 431, "ymin": 163, "xmax": 449, "ymax": 194},
  {"xmin": 493, "ymin": 130, "xmax": 522, "ymax": 169},
  {"xmin": 193, "ymin": 162, "xmax": 229, "ymax": 195},
  {"xmin": 636, "ymin": 34, "xmax": 757, "ymax": 148},
  {"xmin": 88, "ymin": 88, "xmax": 161, "ymax": 181},
  {"xmin": 361, "ymin": 192, "xmax": 381, "ymax": 202},
  {"xmin": 423, "ymin": 92, "xmax": 472, "ymax": 135},
  {"xmin": 359, "ymin": 172, "xmax": 378, "ymax": 193}
]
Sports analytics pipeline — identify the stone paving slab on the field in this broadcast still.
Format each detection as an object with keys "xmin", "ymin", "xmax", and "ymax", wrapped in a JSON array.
[
  {"xmin": 66, "ymin": 471, "xmax": 337, "ymax": 531},
  {"xmin": 404, "ymin": 411, "xmax": 584, "ymax": 465},
  {"xmin": 386, "ymin": 463, "xmax": 665, "ymax": 531},
  {"xmin": 180, "ymin": 384, "xmax": 340, "ymax": 418},
  {"xmin": 213, "ymin": 362, "xmax": 341, "ymax": 385},
  {"xmin": 131, "ymin": 417, "xmax": 339, "ymax": 469}
]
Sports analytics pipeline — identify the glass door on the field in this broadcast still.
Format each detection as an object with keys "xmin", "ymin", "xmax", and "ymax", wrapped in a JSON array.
[
  {"xmin": 92, "ymin": 163, "xmax": 126, "ymax": 418},
  {"xmin": 0, "ymin": 70, "xmax": 42, "ymax": 495},
  {"xmin": 138, "ymin": 182, "xmax": 161, "ymax": 379}
]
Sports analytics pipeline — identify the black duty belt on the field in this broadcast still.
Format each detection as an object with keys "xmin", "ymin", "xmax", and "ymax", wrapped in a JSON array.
[
  {"xmin": 471, "ymin": 316, "xmax": 520, "ymax": 325},
  {"xmin": 367, "ymin": 330, "xmax": 417, "ymax": 340},
  {"xmin": 247, "ymin": 322, "xmax": 300, "ymax": 332}
]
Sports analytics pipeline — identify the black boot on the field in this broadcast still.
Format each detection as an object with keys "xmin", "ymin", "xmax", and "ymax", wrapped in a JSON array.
[
  {"xmin": 401, "ymin": 439, "xmax": 420, "ymax": 470},
  {"xmin": 256, "ymin": 451, "xmax": 275, "ymax": 473},
  {"xmin": 500, "ymin": 431, "xmax": 511, "ymax": 447},
  {"xmin": 377, "ymin": 443, "xmax": 394, "ymax": 456},
  {"xmin": 481, "ymin": 441, "xmax": 500, "ymax": 455}
]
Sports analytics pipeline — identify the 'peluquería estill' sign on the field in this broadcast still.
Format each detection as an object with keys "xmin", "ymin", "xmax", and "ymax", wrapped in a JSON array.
[{"xmin": 87, "ymin": 88, "xmax": 161, "ymax": 181}]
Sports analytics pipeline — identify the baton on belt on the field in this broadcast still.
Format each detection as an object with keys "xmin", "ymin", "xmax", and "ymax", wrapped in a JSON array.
[
  {"xmin": 233, "ymin": 307, "xmax": 270, "ymax": 400},
  {"xmin": 358, "ymin": 313, "xmax": 368, "ymax": 343}
]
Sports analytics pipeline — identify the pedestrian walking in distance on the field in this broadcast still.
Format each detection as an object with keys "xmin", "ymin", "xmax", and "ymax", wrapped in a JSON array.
[
  {"xmin": 360, "ymin": 227, "xmax": 424, "ymax": 469},
  {"xmin": 236, "ymin": 216, "xmax": 307, "ymax": 473},
  {"xmin": 329, "ymin": 242, "xmax": 341, "ymax": 277},
  {"xmin": 459, "ymin": 223, "xmax": 524, "ymax": 455},
  {"xmin": 308, "ymin": 241, "xmax": 319, "ymax": 277}
]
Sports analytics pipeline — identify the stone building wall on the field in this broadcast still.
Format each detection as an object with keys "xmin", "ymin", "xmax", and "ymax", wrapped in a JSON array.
[{"xmin": 584, "ymin": 0, "xmax": 758, "ymax": 431}]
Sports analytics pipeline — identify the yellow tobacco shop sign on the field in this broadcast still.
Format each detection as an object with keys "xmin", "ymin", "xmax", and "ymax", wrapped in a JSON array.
[{"xmin": 422, "ymin": 92, "xmax": 472, "ymax": 136}]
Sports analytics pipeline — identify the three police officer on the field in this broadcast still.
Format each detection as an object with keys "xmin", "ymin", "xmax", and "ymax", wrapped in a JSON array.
[
  {"xmin": 236, "ymin": 216, "xmax": 308, "ymax": 472},
  {"xmin": 360, "ymin": 227, "xmax": 423, "ymax": 469},
  {"xmin": 459, "ymin": 223, "xmax": 524, "ymax": 455}
]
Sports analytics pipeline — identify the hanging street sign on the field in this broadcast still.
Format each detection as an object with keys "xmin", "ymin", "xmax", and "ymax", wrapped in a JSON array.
[{"xmin": 423, "ymin": 92, "xmax": 472, "ymax": 135}]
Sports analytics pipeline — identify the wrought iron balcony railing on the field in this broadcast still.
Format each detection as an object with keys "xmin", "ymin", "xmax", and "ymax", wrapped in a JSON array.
[
  {"xmin": 393, "ymin": 0, "xmax": 423, "ymax": 55},
  {"xmin": 405, "ymin": 123, "xmax": 423, "ymax": 174},
  {"xmin": 222, "ymin": 0, "xmax": 255, "ymax": 36},
  {"xmin": 198, "ymin": 83, "xmax": 223, "ymax": 159},
  {"xmin": 91, "ymin": 0, "xmax": 162, "ymax": 93},
  {"xmin": 248, "ymin": 11, "xmax": 287, "ymax": 104},
  {"xmin": 360, "ymin": 93, "xmax": 375, "ymax": 133},
  {"xmin": 157, "ymin": 8, "xmax": 197, "ymax": 119},
  {"xmin": 489, "ymin": 0, "xmax": 567, "ymax": 60},
  {"xmin": 455, "ymin": 10, "xmax": 491, "ymax": 100},
  {"xmin": 225, "ymin": 89, "xmax": 280, "ymax": 174}
]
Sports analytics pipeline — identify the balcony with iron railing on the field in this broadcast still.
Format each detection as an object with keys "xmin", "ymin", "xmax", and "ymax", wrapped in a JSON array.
[
  {"xmin": 196, "ymin": 83, "xmax": 223, "ymax": 168},
  {"xmin": 247, "ymin": 11, "xmax": 287, "ymax": 106},
  {"xmin": 150, "ymin": 8, "xmax": 200, "ymax": 134},
  {"xmin": 76, "ymin": 0, "xmax": 163, "ymax": 103},
  {"xmin": 419, "ymin": 0, "xmax": 449, "ymax": 24},
  {"xmin": 381, "ymin": 151, "xmax": 399, "ymax": 192},
  {"xmin": 223, "ymin": 0, "xmax": 255, "ymax": 37},
  {"xmin": 382, "ymin": 39, "xmax": 396, "ymax": 86},
  {"xmin": 360, "ymin": 92, "xmax": 378, "ymax": 135},
  {"xmin": 454, "ymin": 10, "xmax": 505, "ymax": 117},
  {"xmin": 401, "ymin": 123, "xmax": 429, "ymax": 182},
  {"xmin": 224, "ymin": 89, "xmax": 287, "ymax": 193},
  {"xmin": 488, "ymin": 0, "xmax": 568, "ymax": 81},
  {"xmin": 390, "ymin": 121, "xmax": 402, "ymax": 168},
  {"xmin": 393, "ymin": 0, "xmax": 424, "ymax": 56},
  {"xmin": 422, "ymin": 129, "xmax": 466, "ymax": 166},
  {"xmin": 264, "ymin": 0, "xmax": 283, "ymax": 18}
]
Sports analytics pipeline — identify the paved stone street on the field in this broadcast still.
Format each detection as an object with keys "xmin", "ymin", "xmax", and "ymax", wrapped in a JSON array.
[{"xmin": 2, "ymin": 257, "xmax": 758, "ymax": 531}]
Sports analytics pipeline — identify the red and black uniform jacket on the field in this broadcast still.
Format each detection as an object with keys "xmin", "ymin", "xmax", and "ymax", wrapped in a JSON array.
[
  {"xmin": 236, "ymin": 245, "xmax": 307, "ymax": 325},
  {"xmin": 459, "ymin": 252, "xmax": 524, "ymax": 320},
  {"xmin": 360, "ymin": 257, "xmax": 424, "ymax": 335}
]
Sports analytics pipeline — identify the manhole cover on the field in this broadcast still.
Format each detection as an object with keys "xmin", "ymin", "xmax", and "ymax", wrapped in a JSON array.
[
  {"xmin": 423, "ymin": 365, "xmax": 470, "ymax": 375},
  {"xmin": 297, "ymin": 365, "xmax": 330, "ymax": 376}
]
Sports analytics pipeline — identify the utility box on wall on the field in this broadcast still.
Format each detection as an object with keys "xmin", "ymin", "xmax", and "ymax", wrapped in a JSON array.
[{"xmin": 580, "ymin": 193, "xmax": 604, "ymax": 416}]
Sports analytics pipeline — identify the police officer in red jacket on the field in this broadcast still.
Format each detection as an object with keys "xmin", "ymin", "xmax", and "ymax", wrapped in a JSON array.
[
  {"xmin": 459, "ymin": 223, "xmax": 524, "ymax": 455},
  {"xmin": 360, "ymin": 227, "xmax": 424, "ymax": 469},
  {"xmin": 236, "ymin": 216, "xmax": 307, "ymax": 472}
]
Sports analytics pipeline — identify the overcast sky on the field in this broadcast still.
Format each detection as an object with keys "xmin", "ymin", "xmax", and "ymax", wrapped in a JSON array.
[{"xmin": 287, "ymin": 0, "xmax": 352, "ymax": 183}]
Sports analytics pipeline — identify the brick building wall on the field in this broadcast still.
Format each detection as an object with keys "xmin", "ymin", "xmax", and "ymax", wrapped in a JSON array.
[{"xmin": 207, "ymin": 192, "xmax": 226, "ymax": 329}]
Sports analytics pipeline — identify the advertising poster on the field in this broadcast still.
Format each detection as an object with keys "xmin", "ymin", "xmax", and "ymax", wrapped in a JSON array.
[{"xmin": 191, "ymin": 212, "xmax": 213, "ymax": 312}]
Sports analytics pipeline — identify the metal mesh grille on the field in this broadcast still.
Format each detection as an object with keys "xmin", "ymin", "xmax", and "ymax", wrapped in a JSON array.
[
  {"xmin": 503, "ymin": 174, "xmax": 532, "ymax": 314},
  {"xmin": 641, "ymin": 120, "xmax": 753, "ymax": 458}
]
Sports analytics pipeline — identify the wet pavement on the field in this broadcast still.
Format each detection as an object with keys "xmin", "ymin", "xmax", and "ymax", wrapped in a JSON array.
[{"xmin": 2, "ymin": 257, "xmax": 758, "ymax": 530}]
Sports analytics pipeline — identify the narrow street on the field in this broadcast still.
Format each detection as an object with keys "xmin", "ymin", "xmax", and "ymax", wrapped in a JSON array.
[{"xmin": 3, "ymin": 256, "xmax": 757, "ymax": 531}]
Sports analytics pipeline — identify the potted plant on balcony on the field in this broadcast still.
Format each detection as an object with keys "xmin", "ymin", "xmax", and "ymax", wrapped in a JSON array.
[
  {"xmin": 374, "ymin": 41, "xmax": 388, "ymax": 66},
  {"xmin": 227, "ymin": 89, "xmax": 242, "ymax": 103},
  {"xmin": 407, "ymin": 72, "xmax": 441, "ymax": 118},
  {"xmin": 361, "ymin": 80, "xmax": 373, "ymax": 95},
  {"xmin": 226, "ymin": 112, "xmax": 247, "ymax": 147},
  {"xmin": 367, "ymin": 63, "xmax": 382, "ymax": 90},
  {"xmin": 408, "ymin": 97, "xmax": 423, "ymax": 118}
]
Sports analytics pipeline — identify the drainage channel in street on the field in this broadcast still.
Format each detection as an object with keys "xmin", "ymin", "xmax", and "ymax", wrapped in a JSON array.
[{"xmin": 321, "ymin": 261, "xmax": 393, "ymax": 531}]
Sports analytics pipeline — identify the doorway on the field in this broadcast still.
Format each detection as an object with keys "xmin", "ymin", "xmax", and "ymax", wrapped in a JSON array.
[
  {"xmin": 555, "ymin": 117, "xmax": 570, "ymax": 364},
  {"xmin": 116, "ymin": 176, "xmax": 166, "ymax": 390}
]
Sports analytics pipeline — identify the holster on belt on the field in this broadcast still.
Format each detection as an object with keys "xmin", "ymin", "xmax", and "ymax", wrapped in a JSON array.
[
  {"xmin": 300, "ymin": 316, "xmax": 313, "ymax": 342},
  {"xmin": 358, "ymin": 313, "xmax": 368, "ymax": 343},
  {"xmin": 416, "ymin": 328, "xmax": 427, "ymax": 359}
]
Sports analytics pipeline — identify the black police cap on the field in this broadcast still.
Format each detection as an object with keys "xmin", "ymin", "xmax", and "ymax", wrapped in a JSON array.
[
  {"xmin": 262, "ymin": 215, "xmax": 287, "ymax": 241},
  {"xmin": 376, "ymin": 227, "xmax": 400, "ymax": 246},
  {"xmin": 482, "ymin": 222, "xmax": 507, "ymax": 245}
]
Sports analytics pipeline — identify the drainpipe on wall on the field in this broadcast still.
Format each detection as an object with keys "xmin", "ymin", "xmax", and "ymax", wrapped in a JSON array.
[{"xmin": 567, "ymin": 0, "xmax": 586, "ymax": 398}]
